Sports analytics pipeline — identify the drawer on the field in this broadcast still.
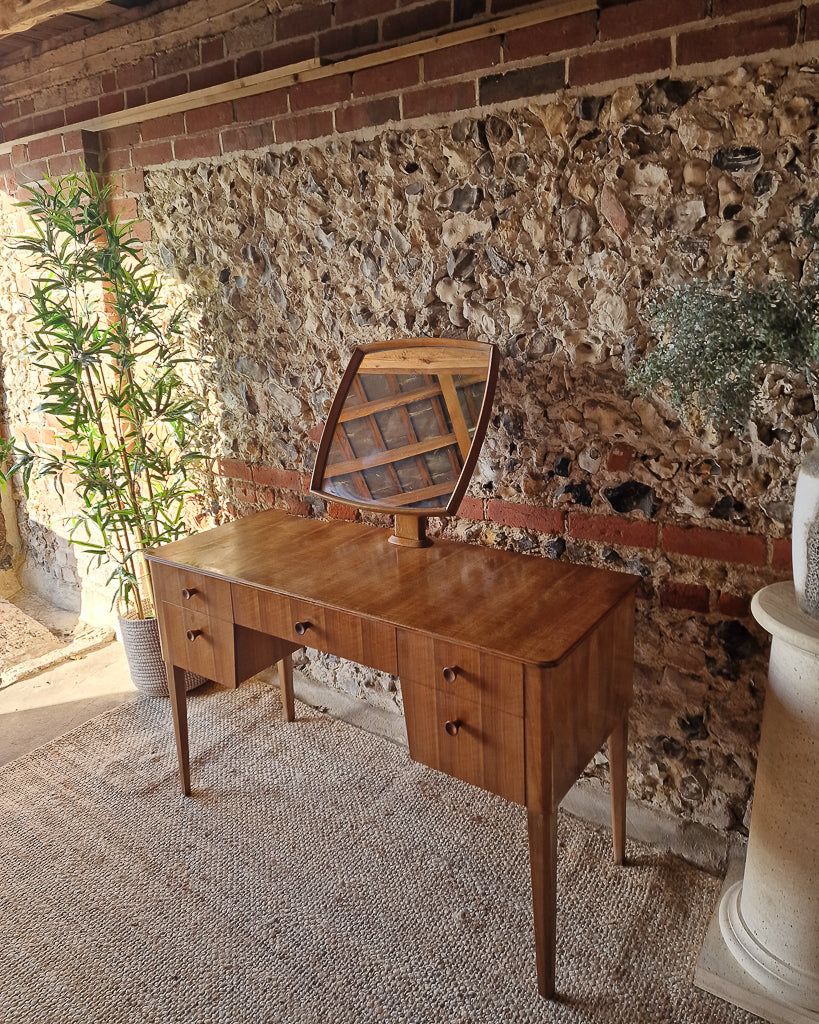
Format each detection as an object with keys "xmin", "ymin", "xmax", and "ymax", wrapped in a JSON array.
[
  {"xmin": 158, "ymin": 602, "xmax": 236, "ymax": 683},
  {"xmin": 231, "ymin": 583, "xmax": 397, "ymax": 676},
  {"xmin": 397, "ymin": 632, "xmax": 523, "ymax": 717},
  {"xmin": 402, "ymin": 679, "xmax": 525, "ymax": 805},
  {"xmin": 150, "ymin": 562, "xmax": 233, "ymax": 617}
]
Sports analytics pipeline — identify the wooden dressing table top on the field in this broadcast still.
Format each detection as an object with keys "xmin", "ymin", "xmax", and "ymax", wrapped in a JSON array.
[{"xmin": 148, "ymin": 508, "xmax": 637, "ymax": 668}]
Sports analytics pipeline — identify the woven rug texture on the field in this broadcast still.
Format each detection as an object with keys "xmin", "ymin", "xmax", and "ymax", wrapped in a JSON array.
[{"xmin": 0, "ymin": 677, "xmax": 761, "ymax": 1024}]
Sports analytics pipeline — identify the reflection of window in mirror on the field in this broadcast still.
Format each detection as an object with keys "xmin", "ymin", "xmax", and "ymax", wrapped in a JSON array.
[{"xmin": 311, "ymin": 339, "xmax": 498, "ymax": 546}]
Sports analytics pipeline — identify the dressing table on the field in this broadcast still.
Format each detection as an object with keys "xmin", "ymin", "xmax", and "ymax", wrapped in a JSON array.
[{"xmin": 146, "ymin": 339, "xmax": 637, "ymax": 999}]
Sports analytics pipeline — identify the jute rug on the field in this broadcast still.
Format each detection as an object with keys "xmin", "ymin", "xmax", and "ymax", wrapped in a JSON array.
[{"xmin": 0, "ymin": 677, "xmax": 760, "ymax": 1024}]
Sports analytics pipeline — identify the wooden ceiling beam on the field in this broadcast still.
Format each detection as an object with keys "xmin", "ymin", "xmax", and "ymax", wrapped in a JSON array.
[{"xmin": 0, "ymin": 0, "xmax": 113, "ymax": 39}]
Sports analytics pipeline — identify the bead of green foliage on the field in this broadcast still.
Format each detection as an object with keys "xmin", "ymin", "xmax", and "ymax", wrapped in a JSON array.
[{"xmin": 628, "ymin": 276, "xmax": 819, "ymax": 431}]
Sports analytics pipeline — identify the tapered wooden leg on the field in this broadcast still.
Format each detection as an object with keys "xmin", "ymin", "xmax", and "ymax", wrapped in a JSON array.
[
  {"xmin": 527, "ymin": 806, "xmax": 558, "ymax": 999},
  {"xmin": 166, "ymin": 663, "xmax": 191, "ymax": 797},
  {"xmin": 277, "ymin": 655, "xmax": 295, "ymax": 722},
  {"xmin": 608, "ymin": 713, "xmax": 628, "ymax": 866}
]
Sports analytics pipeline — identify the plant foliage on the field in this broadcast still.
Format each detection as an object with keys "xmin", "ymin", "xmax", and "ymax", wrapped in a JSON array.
[
  {"xmin": 629, "ymin": 275, "xmax": 819, "ymax": 431},
  {"xmin": 1, "ymin": 169, "xmax": 204, "ymax": 618}
]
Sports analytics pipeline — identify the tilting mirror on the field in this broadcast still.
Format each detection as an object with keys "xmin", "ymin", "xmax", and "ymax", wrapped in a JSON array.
[{"xmin": 311, "ymin": 338, "xmax": 498, "ymax": 546}]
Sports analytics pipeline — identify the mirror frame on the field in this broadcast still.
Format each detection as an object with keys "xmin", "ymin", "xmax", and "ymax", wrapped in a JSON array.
[{"xmin": 310, "ymin": 337, "xmax": 499, "ymax": 529}]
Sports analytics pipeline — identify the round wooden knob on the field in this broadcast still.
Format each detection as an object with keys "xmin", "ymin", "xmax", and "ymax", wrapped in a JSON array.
[
  {"xmin": 445, "ymin": 719, "xmax": 462, "ymax": 736},
  {"xmin": 294, "ymin": 621, "xmax": 310, "ymax": 636},
  {"xmin": 186, "ymin": 629, "xmax": 202, "ymax": 642},
  {"xmin": 442, "ymin": 666, "xmax": 458, "ymax": 683},
  {"xmin": 181, "ymin": 588, "xmax": 197, "ymax": 600}
]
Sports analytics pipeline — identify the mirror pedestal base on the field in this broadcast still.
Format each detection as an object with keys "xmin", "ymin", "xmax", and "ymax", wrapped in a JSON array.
[{"xmin": 389, "ymin": 514, "xmax": 431, "ymax": 548}]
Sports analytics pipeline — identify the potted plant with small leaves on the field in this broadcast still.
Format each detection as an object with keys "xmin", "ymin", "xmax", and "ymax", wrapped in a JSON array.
[
  {"xmin": 0, "ymin": 168, "xmax": 208, "ymax": 694},
  {"xmin": 629, "ymin": 272, "xmax": 819, "ymax": 614}
]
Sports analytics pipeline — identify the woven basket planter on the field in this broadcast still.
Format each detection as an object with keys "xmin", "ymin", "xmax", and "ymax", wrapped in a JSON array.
[{"xmin": 119, "ymin": 616, "xmax": 208, "ymax": 697}]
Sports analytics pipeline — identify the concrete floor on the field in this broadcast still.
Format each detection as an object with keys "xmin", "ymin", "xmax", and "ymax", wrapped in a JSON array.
[{"xmin": 0, "ymin": 640, "xmax": 137, "ymax": 767}]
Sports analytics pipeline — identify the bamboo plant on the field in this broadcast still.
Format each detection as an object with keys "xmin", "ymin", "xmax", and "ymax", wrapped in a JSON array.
[{"xmin": 0, "ymin": 168, "xmax": 204, "ymax": 618}]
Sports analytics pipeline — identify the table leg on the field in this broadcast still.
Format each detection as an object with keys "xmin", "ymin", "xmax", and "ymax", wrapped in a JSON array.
[
  {"xmin": 166, "ymin": 663, "xmax": 191, "ymax": 797},
  {"xmin": 277, "ymin": 654, "xmax": 295, "ymax": 722},
  {"xmin": 608, "ymin": 713, "xmax": 628, "ymax": 866},
  {"xmin": 527, "ymin": 806, "xmax": 558, "ymax": 999}
]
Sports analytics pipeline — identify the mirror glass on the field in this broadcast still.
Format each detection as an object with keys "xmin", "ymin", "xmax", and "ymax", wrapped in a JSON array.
[{"xmin": 311, "ymin": 339, "xmax": 497, "ymax": 516}]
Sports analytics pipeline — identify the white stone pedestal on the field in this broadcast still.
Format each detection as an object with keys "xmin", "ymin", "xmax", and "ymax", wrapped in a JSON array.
[{"xmin": 697, "ymin": 582, "xmax": 819, "ymax": 1023}]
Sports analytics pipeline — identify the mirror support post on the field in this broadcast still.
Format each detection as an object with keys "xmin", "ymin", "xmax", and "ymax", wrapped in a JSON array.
[{"xmin": 389, "ymin": 514, "xmax": 432, "ymax": 548}]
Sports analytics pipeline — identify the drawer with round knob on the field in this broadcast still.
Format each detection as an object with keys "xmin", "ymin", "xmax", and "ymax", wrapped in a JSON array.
[
  {"xmin": 401, "ymin": 678, "xmax": 525, "ymax": 805},
  {"xmin": 150, "ymin": 562, "xmax": 232, "ymax": 616},
  {"xmin": 397, "ymin": 632, "xmax": 523, "ymax": 716},
  {"xmin": 158, "ymin": 602, "xmax": 235, "ymax": 681},
  {"xmin": 231, "ymin": 583, "xmax": 397, "ymax": 676}
]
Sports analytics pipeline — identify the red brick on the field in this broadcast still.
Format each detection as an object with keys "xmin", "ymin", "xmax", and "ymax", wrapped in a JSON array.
[
  {"xmin": 99, "ymin": 92, "xmax": 126, "ymax": 117},
  {"xmin": 275, "ymin": 109, "xmax": 334, "ymax": 142},
  {"xmin": 117, "ymin": 57, "xmax": 153, "ymax": 90},
  {"xmin": 569, "ymin": 37, "xmax": 671, "ymax": 88},
  {"xmin": 599, "ymin": 0, "xmax": 705, "ymax": 40},
  {"xmin": 27, "ymin": 134, "xmax": 64, "ymax": 160},
  {"xmin": 156, "ymin": 43, "xmax": 198, "ymax": 77},
  {"xmin": 403, "ymin": 80, "xmax": 476, "ymax": 118},
  {"xmin": 186, "ymin": 101, "xmax": 233, "ymax": 134},
  {"xmin": 771, "ymin": 537, "xmax": 792, "ymax": 574},
  {"xmin": 383, "ymin": 0, "xmax": 450, "ymax": 42},
  {"xmin": 806, "ymin": 3, "xmax": 819, "ymax": 41},
  {"xmin": 109, "ymin": 196, "xmax": 138, "ymax": 222},
  {"xmin": 456, "ymin": 495, "xmax": 484, "ymax": 520},
  {"xmin": 125, "ymin": 87, "xmax": 148, "ymax": 108},
  {"xmin": 486, "ymin": 499, "xmax": 564, "ymax": 534},
  {"xmin": 201, "ymin": 36, "xmax": 225, "ymax": 63},
  {"xmin": 31, "ymin": 110, "xmax": 66, "ymax": 135},
  {"xmin": 47, "ymin": 153, "xmax": 82, "ymax": 176},
  {"xmin": 103, "ymin": 124, "xmax": 141, "ymax": 150},
  {"xmin": 62, "ymin": 128, "xmax": 98, "ymax": 153},
  {"xmin": 262, "ymin": 38, "xmax": 316, "ymax": 71},
  {"xmin": 660, "ymin": 581, "xmax": 710, "ymax": 613},
  {"xmin": 146, "ymin": 74, "xmax": 189, "ymax": 105},
  {"xmin": 174, "ymin": 135, "xmax": 221, "ymax": 161},
  {"xmin": 14, "ymin": 160, "xmax": 49, "ymax": 185},
  {"xmin": 0, "ymin": 153, "xmax": 11, "ymax": 173},
  {"xmin": 237, "ymin": 51, "xmax": 263, "ymax": 78},
  {"xmin": 189, "ymin": 61, "xmax": 236, "ymax": 93},
  {"xmin": 101, "ymin": 149, "xmax": 133, "ymax": 173},
  {"xmin": 425, "ymin": 37, "xmax": 501, "ymax": 80},
  {"xmin": 335, "ymin": 96, "xmax": 400, "ymax": 132},
  {"xmin": 480, "ymin": 61, "xmax": 564, "ymax": 104},
  {"xmin": 218, "ymin": 458, "xmax": 253, "ymax": 481},
  {"xmin": 252, "ymin": 465, "xmax": 302, "ymax": 490},
  {"xmin": 279, "ymin": 5, "xmax": 333, "ymax": 39},
  {"xmin": 290, "ymin": 73, "xmax": 351, "ymax": 112},
  {"xmin": 717, "ymin": 592, "xmax": 751, "ymax": 618},
  {"xmin": 100, "ymin": 71, "xmax": 116, "ymax": 93},
  {"xmin": 4, "ymin": 118, "xmax": 33, "ymax": 142},
  {"xmin": 662, "ymin": 525, "xmax": 766, "ymax": 565},
  {"xmin": 234, "ymin": 482, "xmax": 258, "ymax": 504},
  {"xmin": 328, "ymin": 501, "xmax": 359, "ymax": 520},
  {"xmin": 568, "ymin": 512, "xmax": 657, "ymax": 549},
  {"xmin": 130, "ymin": 220, "xmax": 152, "ymax": 244},
  {"xmin": 336, "ymin": 0, "xmax": 396, "ymax": 25},
  {"xmin": 64, "ymin": 99, "xmax": 100, "ymax": 126},
  {"xmin": 607, "ymin": 443, "xmax": 635, "ymax": 473},
  {"xmin": 123, "ymin": 168, "xmax": 145, "ymax": 194},
  {"xmin": 140, "ymin": 112, "xmax": 184, "ymax": 142},
  {"xmin": 318, "ymin": 20, "xmax": 379, "ymax": 58},
  {"xmin": 132, "ymin": 141, "xmax": 173, "ymax": 167},
  {"xmin": 677, "ymin": 12, "xmax": 798, "ymax": 65},
  {"xmin": 221, "ymin": 124, "xmax": 276, "ymax": 153},
  {"xmin": 235, "ymin": 89, "xmax": 289, "ymax": 124},
  {"xmin": 713, "ymin": 0, "xmax": 783, "ymax": 14},
  {"xmin": 505, "ymin": 11, "xmax": 597, "ymax": 61},
  {"xmin": 0, "ymin": 103, "xmax": 19, "ymax": 124},
  {"xmin": 352, "ymin": 57, "xmax": 419, "ymax": 97}
]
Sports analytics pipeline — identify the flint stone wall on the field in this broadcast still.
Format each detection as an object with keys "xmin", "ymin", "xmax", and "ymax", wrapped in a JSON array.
[{"xmin": 128, "ymin": 59, "xmax": 817, "ymax": 836}]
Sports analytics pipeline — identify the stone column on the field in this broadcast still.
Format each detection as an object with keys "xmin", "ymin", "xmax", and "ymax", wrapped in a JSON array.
[{"xmin": 719, "ymin": 581, "xmax": 819, "ymax": 1021}]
